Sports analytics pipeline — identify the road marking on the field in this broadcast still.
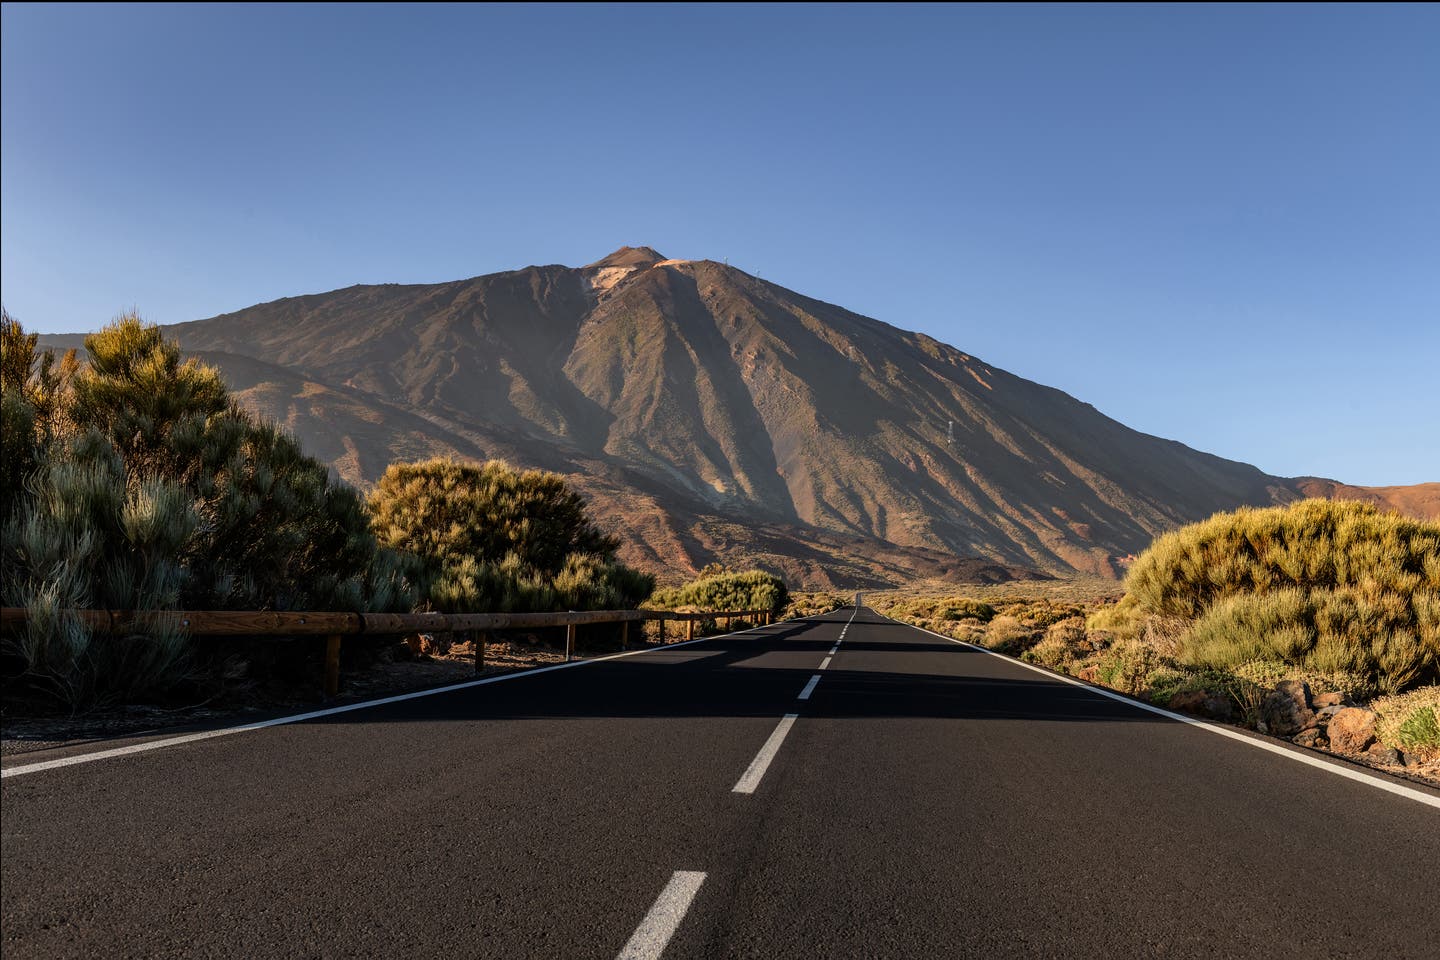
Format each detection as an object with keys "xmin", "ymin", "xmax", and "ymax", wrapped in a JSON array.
[
  {"xmin": 798, "ymin": 674, "xmax": 822, "ymax": 700},
  {"xmin": 828, "ymin": 645, "xmax": 838, "ymax": 655},
  {"xmin": 818, "ymin": 656, "xmax": 832, "ymax": 671},
  {"xmin": 884, "ymin": 612, "xmax": 1440, "ymax": 811},
  {"xmin": 1, "ymin": 616, "xmax": 810, "ymax": 780},
  {"xmin": 617, "ymin": 870, "xmax": 706, "ymax": 960},
  {"xmin": 733, "ymin": 713, "xmax": 799, "ymax": 794}
]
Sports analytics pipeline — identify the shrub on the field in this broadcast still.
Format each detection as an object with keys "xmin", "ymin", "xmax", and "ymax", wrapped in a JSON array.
[
  {"xmin": 1124, "ymin": 500, "xmax": 1439, "ymax": 618},
  {"xmin": 647, "ymin": 569, "xmax": 789, "ymax": 616},
  {"xmin": 1115, "ymin": 500, "xmax": 1439, "ymax": 694},
  {"xmin": 783, "ymin": 592, "xmax": 848, "ymax": 619},
  {"xmin": 368, "ymin": 458, "xmax": 653, "ymax": 613},
  {"xmin": 1023, "ymin": 634, "xmax": 1075, "ymax": 670},
  {"xmin": 1094, "ymin": 640, "xmax": 1161, "ymax": 696},
  {"xmin": 1373, "ymin": 686, "xmax": 1440, "ymax": 761},
  {"xmin": 981, "ymin": 615, "xmax": 1038, "ymax": 656},
  {"xmin": 1, "ymin": 313, "xmax": 416, "ymax": 708},
  {"xmin": 936, "ymin": 599, "xmax": 996, "ymax": 623}
]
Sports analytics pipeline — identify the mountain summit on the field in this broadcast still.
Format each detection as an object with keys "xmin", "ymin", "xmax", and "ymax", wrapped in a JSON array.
[{"xmin": 59, "ymin": 248, "xmax": 1432, "ymax": 586}]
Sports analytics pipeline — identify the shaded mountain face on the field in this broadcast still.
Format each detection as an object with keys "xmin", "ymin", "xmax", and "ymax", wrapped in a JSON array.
[{"xmin": 50, "ymin": 247, "xmax": 1434, "ymax": 586}]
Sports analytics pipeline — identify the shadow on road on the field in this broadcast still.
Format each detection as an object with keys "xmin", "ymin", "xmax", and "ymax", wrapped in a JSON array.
[{"xmin": 301, "ymin": 613, "xmax": 1164, "ymax": 727}]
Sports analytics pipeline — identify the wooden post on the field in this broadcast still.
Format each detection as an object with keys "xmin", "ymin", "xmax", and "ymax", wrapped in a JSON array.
[
  {"xmin": 324, "ymin": 634, "xmax": 342, "ymax": 698},
  {"xmin": 474, "ymin": 630, "xmax": 486, "ymax": 674},
  {"xmin": 565, "ymin": 623, "xmax": 577, "ymax": 662},
  {"xmin": 687, "ymin": 616, "xmax": 694, "ymax": 642},
  {"xmin": 658, "ymin": 618, "xmax": 665, "ymax": 644},
  {"xmin": 620, "ymin": 620, "xmax": 629, "ymax": 650}
]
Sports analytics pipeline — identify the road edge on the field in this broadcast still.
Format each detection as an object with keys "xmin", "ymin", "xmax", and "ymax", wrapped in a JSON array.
[{"xmin": 874, "ymin": 609, "xmax": 1440, "ymax": 810}]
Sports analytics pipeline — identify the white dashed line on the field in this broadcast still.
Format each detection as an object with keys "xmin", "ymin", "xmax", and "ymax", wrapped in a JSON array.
[
  {"xmin": 818, "ymin": 656, "xmax": 832, "ymax": 671},
  {"xmin": 617, "ymin": 870, "xmax": 707, "ymax": 960},
  {"xmin": 733, "ymin": 714, "xmax": 799, "ymax": 794},
  {"xmin": 798, "ymin": 674, "xmax": 821, "ymax": 700}
]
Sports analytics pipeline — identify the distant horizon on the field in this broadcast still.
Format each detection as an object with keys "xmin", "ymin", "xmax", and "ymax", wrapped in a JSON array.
[{"xmin": 4, "ymin": 4, "xmax": 1437, "ymax": 486}]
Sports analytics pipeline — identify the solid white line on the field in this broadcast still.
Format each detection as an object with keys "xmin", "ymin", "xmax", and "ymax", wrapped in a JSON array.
[
  {"xmin": 1, "ymin": 616, "xmax": 809, "ymax": 780},
  {"xmin": 732, "ymin": 713, "xmax": 799, "ymax": 794},
  {"xmin": 818, "ymin": 656, "xmax": 832, "ymax": 671},
  {"xmin": 798, "ymin": 674, "xmax": 822, "ymax": 700},
  {"xmin": 616, "ymin": 870, "xmax": 706, "ymax": 960},
  {"xmin": 882, "ymin": 612, "xmax": 1440, "ymax": 811}
]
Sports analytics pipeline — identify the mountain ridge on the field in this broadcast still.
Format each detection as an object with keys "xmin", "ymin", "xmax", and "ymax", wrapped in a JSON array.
[{"xmin": 38, "ymin": 247, "xmax": 1438, "ymax": 587}]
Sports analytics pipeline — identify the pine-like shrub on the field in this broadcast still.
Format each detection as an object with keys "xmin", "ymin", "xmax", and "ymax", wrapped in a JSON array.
[{"xmin": 1, "ymin": 313, "xmax": 417, "ymax": 707}]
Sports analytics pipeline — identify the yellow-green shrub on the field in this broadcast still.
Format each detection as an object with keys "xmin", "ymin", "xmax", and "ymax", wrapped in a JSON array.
[
  {"xmin": 1119, "ymin": 501, "xmax": 1439, "ymax": 693},
  {"xmin": 647, "ymin": 569, "xmax": 788, "ymax": 616},
  {"xmin": 1373, "ymin": 686, "xmax": 1440, "ymax": 761}
]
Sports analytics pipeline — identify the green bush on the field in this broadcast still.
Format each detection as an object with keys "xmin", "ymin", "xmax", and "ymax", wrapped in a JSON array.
[
  {"xmin": 1, "ymin": 313, "xmax": 416, "ymax": 708},
  {"xmin": 647, "ymin": 569, "xmax": 789, "ymax": 616},
  {"xmin": 368, "ymin": 458, "xmax": 653, "ymax": 613}
]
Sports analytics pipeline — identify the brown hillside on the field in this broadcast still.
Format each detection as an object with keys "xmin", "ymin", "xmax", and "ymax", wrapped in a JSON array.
[{"xmin": 41, "ymin": 247, "xmax": 1435, "ymax": 585}]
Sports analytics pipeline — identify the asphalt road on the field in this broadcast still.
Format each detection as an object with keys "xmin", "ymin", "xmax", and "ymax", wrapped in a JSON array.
[{"xmin": 3, "ymin": 607, "xmax": 1438, "ymax": 959}]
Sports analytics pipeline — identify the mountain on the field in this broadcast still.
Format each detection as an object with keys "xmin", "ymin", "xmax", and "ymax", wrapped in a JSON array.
[{"xmin": 39, "ymin": 247, "xmax": 1438, "ymax": 587}]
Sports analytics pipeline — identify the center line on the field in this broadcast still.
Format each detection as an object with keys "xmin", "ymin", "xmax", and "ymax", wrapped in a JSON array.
[
  {"xmin": 733, "ymin": 714, "xmax": 799, "ymax": 794},
  {"xmin": 798, "ymin": 674, "xmax": 821, "ymax": 700},
  {"xmin": 617, "ymin": 870, "xmax": 707, "ymax": 960},
  {"xmin": 818, "ymin": 656, "xmax": 832, "ymax": 670}
]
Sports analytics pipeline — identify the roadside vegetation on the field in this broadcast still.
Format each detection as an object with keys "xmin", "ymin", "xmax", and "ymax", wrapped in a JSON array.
[
  {"xmin": 874, "ymin": 500, "xmax": 1440, "ymax": 777},
  {"xmin": 0, "ymin": 313, "xmax": 682, "ymax": 712},
  {"xmin": 781, "ymin": 592, "xmax": 850, "ymax": 619},
  {"xmin": 646, "ymin": 566, "xmax": 789, "ymax": 616},
  {"xmin": 368, "ymin": 458, "xmax": 654, "ymax": 613}
]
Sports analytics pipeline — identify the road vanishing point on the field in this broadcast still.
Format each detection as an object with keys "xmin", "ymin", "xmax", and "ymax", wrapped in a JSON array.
[{"xmin": 3, "ymin": 608, "xmax": 1438, "ymax": 959}]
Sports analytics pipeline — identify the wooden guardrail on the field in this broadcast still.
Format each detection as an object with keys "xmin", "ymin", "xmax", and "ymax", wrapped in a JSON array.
[{"xmin": 0, "ymin": 606, "xmax": 774, "ymax": 698}]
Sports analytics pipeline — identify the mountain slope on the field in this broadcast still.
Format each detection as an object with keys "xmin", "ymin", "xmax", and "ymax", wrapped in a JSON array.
[{"xmin": 44, "ymin": 247, "xmax": 1435, "ymax": 584}]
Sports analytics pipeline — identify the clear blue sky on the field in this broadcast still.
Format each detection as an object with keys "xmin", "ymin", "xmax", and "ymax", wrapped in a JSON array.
[{"xmin": 3, "ymin": 3, "xmax": 1436, "ymax": 485}]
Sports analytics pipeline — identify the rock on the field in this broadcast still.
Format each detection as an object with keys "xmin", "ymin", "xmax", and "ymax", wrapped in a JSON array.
[
  {"xmin": 1077, "ymin": 666, "xmax": 1099, "ymax": 683},
  {"xmin": 1201, "ymin": 696, "xmax": 1235, "ymax": 723},
  {"xmin": 1292, "ymin": 729, "xmax": 1325, "ymax": 748},
  {"xmin": 1315, "ymin": 705, "xmax": 1345, "ymax": 721},
  {"xmin": 1401, "ymin": 751, "xmax": 1430, "ymax": 770},
  {"xmin": 1327, "ymin": 707, "xmax": 1377, "ymax": 753},
  {"xmin": 1366, "ymin": 744, "xmax": 1402, "ymax": 765},
  {"xmin": 1169, "ymin": 691, "xmax": 1208, "ymax": 714},
  {"xmin": 1312, "ymin": 691, "xmax": 1343, "ymax": 709},
  {"xmin": 1166, "ymin": 691, "xmax": 1235, "ymax": 723},
  {"xmin": 1261, "ymin": 680, "xmax": 1315, "ymax": 737}
]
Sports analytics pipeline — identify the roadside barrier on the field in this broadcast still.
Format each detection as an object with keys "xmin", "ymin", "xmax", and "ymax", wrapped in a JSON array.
[{"xmin": 0, "ymin": 607, "xmax": 773, "ymax": 698}]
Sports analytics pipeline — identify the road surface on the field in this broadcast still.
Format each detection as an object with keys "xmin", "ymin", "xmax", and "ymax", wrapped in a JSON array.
[{"xmin": 3, "ymin": 607, "xmax": 1438, "ymax": 959}]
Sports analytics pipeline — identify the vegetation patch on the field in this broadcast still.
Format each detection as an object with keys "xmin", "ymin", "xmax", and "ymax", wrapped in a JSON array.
[
  {"xmin": 647, "ymin": 567, "xmax": 789, "ymax": 617},
  {"xmin": 368, "ymin": 458, "xmax": 653, "ymax": 613},
  {"xmin": 1373, "ymin": 687, "xmax": 1440, "ymax": 761}
]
